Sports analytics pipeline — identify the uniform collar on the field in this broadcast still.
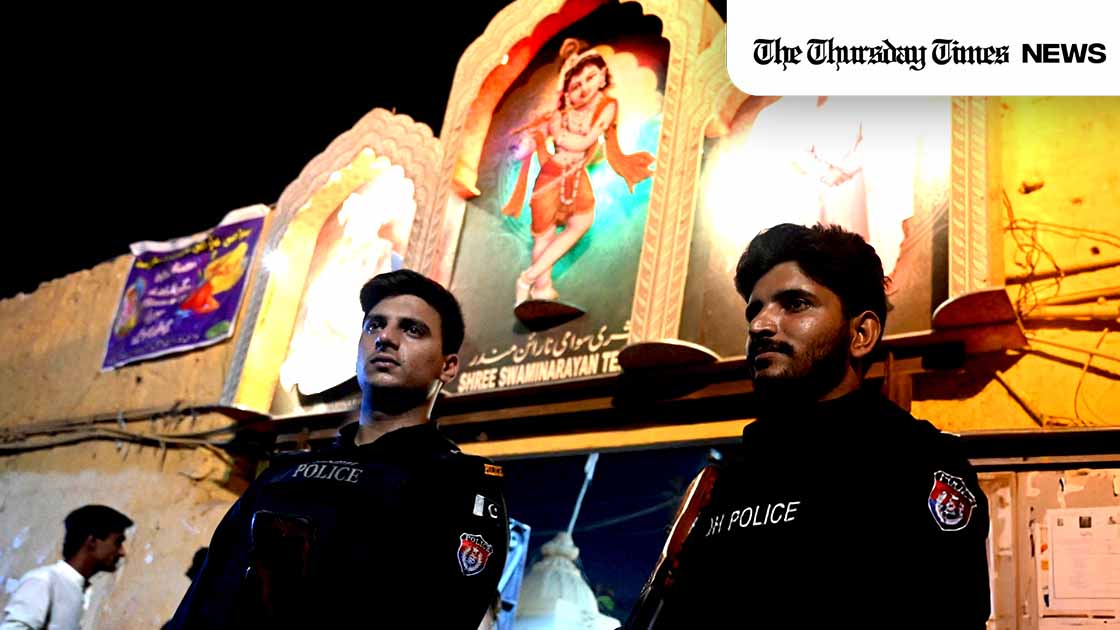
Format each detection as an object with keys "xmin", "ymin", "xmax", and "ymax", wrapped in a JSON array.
[
  {"xmin": 333, "ymin": 421, "xmax": 458, "ymax": 456},
  {"xmin": 745, "ymin": 386, "xmax": 881, "ymax": 439}
]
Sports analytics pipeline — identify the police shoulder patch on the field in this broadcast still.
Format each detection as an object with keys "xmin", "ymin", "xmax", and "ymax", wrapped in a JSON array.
[
  {"xmin": 457, "ymin": 532, "xmax": 494, "ymax": 576},
  {"xmin": 927, "ymin": 470, "xmax": 978, "ymax": 531}
]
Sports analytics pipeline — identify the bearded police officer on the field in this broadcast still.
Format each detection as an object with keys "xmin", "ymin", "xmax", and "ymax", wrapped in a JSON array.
[{"xmin": 644, "ymin": 224, "xmax": 990, "ymax": 628}]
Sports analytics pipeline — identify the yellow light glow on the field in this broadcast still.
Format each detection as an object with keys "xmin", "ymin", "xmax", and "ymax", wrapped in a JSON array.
[
  {"xmin": 279, "ymin": 164, "xmax": 419, "ymax": 395},
  {"xmin": 262, "ymin": 250, "xmax": 288, "ymax": 276},
  {"xmin": 700, "ymin": 97, "xmax": 949, "ymax": 278}
]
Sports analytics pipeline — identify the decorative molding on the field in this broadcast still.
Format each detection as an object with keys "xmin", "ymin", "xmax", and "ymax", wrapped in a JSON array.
[
  {"xmin": 949, "ymin": 96, "xmax": 994, "ymax": 298},
  {"xmin": 632, "ymin": 21, "xmax": 734, "ymax": 342},
  {"xmin": 221, "ymin": 109, "xmax": 441, "ymax": 411},
  {"xmin": 276, "ymin": 108, "xmax": 441, "ymax": 229},
  {"xmin": 626, "ymin": 0, "xmax": 706, "ymax": 343}
]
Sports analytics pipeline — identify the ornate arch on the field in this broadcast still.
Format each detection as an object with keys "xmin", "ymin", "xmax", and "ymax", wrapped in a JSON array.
[{"xmin": 222, "ymin": 109, "xmax": 441, "ymax": 411}]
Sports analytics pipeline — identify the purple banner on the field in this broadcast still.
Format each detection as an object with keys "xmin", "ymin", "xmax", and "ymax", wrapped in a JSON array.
[{"xmin": 102, "ymin": 206, "xmax": 268, "ymax": 370}]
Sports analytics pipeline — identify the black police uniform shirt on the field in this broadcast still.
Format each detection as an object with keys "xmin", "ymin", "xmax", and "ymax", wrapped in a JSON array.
[
  {"xmin": 656, "ymin": 388, "xmax": 990, "ymax": 628},
  {"xmin": 167, "ymin": 421, "xmax": 509, "ymax": 629}
]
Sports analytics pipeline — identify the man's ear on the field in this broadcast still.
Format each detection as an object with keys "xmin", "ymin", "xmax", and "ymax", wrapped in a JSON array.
[
  {"xmin": 849, "ymin": 310, "xmax": 882, "ymax": 361},
  {"xmin": 440, "ymin": 353, "xmax": 460, "ymax": 383}
]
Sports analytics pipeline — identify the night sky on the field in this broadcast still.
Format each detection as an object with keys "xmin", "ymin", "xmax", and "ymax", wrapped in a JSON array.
[{"xmin": 4, "ymin": 4, "xmax": 510, "ymax": 298}]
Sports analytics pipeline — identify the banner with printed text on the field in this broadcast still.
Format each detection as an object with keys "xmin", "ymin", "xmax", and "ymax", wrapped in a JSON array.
[{"xmin": 102, "ymin": 205, "xmax": 268, "ymax": 370}]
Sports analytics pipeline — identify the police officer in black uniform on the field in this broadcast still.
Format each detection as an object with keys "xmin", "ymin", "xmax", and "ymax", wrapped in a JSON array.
[
  {"xmin": 646, "ymin": 224, "xmax": 990, "ymax": 628},
  {"xmin": 168, "ymin": 270, "xmax": 509, "ymax": 629}
]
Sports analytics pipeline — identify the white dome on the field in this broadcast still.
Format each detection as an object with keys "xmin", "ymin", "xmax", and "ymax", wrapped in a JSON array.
[{"xmin": 514, "ymin": 532, "xmax": 619, "ymax": 630}]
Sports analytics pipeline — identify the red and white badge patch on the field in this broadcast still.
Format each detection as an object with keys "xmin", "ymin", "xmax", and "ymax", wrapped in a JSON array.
[
  {"xmin": 457, "ymin": 533, "xmax": 493, "ymax": 576},
  {"xmin": 927, "ymin": 470, "xmax": 978, "ymax": 531}
]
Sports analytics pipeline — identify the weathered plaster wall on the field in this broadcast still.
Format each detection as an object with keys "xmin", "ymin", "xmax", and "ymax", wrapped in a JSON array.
[{"xmin": 914, "ymin": 97, "xmax": 1120, "ymax": 431}]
